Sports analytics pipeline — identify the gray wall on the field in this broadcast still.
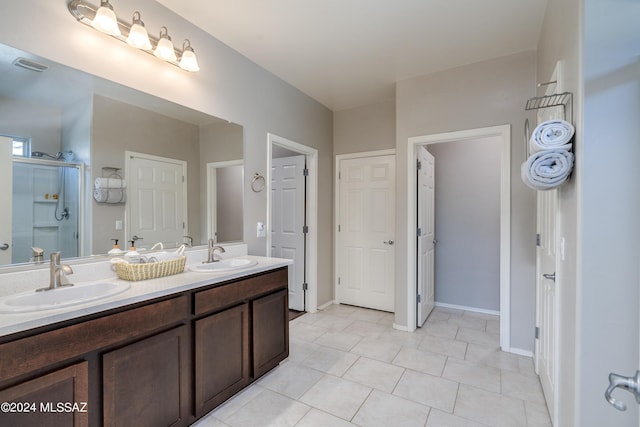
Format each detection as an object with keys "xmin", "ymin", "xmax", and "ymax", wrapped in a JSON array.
[
  {"xmin": 216, "ymin": 165, "xmax": 243, "ymax": 242},
  {"xmin": 396, "ymin": 51, "xmax": 537, "ymax": 352},
  {"xmin": 428, "ymin": 137, "xmax": 501, "ymax": 312},
  {"xmin": 0, "ymin": 96, "xmax": 62, "ymax": 155},
  {"xmin": 333, "ymin": 97, "xmax": 395, "ymax": 155},
  {"xmin": 0, "ymin": 0, "xmax": 334, "ymax": 308}
]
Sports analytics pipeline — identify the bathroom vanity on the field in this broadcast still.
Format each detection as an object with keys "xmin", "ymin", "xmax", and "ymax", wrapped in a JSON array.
[{"xmin": 0, "ymin": 256, "xmax": 289, "ymax": 427}]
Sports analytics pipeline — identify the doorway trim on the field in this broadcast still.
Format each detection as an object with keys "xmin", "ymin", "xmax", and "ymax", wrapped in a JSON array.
[
  {"xmin": 267, "ymin": 133, "xmax": 318, "ymax": 313},
  {"xmin": 407, "ymin": 125, "xmax": 511, "ymax": 351}
]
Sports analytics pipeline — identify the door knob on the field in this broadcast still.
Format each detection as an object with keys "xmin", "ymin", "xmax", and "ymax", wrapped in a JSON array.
[
  {"xmin": 383, "ymin": 240, "xmax": 394, "ymax": 245},
  {"xmin": 0, "ymin": 243, "xmax": 8, "ymax": 251},
  {"xmin": 605, "ymin": 370, "xmax": 640, "ymax": 411},
  {"xmin": 543, "ymin": 272, "xmax": 556, "ymax": 281}
]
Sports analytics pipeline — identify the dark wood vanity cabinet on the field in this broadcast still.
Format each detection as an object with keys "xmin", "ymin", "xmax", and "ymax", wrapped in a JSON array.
[{"xmin": 0, "ymin": 267, "xmax": 289, "ymax": 427}]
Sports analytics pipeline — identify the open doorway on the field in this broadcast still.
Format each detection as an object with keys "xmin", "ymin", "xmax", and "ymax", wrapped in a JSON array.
[
  {"xmin": 267, "ymin": 133, "xmax": 318, "ymax": 315},
  {"xmin": 408, "ymin": 125, "xmax": 511, "ymax": 350}
]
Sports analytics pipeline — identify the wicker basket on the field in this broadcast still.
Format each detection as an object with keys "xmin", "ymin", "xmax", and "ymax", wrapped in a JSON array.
[{"xmin": 115, "ymin": 256, "xmax": 187, "ymax": 281}]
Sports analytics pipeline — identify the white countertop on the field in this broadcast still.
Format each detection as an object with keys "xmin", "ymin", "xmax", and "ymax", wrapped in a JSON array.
[{"xmin": 0, "ymin": 249, "xmax": 291, "ymax": 338}]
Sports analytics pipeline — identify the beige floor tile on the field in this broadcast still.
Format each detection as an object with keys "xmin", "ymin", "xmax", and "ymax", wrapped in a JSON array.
[
  {"xmin": 419, "ymin": 334, "xmax": 468, "ymax": 359},
  {"xmin": 392, "ymin": 346, "xmax": 447, "ymax": 376},
  {"xmin": 501, "ymin": 370, "xmax": 546, "ymax": 405},
  {"xmin": 295, "ymin": 409, "xmax": 357, "ymax": 427},
  {"xmin": 376, "ymin": 312, "xmax": 396, "ymax": 326},
  {"xmin": 455, "ymin": 384, "xmax": 527, "ymax": 427},
  {"xmin": 465, "ymin": 343, "xmax": 520, "ymax": 372},
  {"xmin": 427, "ymin": 310, "xmax": 452, "ymax": 322},
  {"xmin": 257, "ymin": 362, "xmax": 324, "ymax": 399},
  {"xmin": 524, "ymin": 401, "xmax": 552, "ymax": 427},
  {"xmin": 224, "ymin": 389, "xmax": 311, "ymax": 427},
  {"xmin": 322, "ymin": 304, "xmax": 360, "ymax": 316},
  {"xmin": 342, "ymin": 319, "xmax": 389, "ymax": 338},
  {"xmin": 343, "ymin": 357, "xmax": 405, "ymax": 393},
  {"xmin": 349, "ymin": 308, "xmax": 390, "ymax": 322},
  {"xmin": 350, "ymin": 336, "xmax": 402, "ymax": 363},
  {"xmin": 353, "ymin": 389, "xmax": 431, "ymax": 427},
  {"xmin": 433, "ymin": 307, "xmax": 466, "ymax": 318},
  {"xmin": 312, "ymin": 314, "xmax": 355, "ymax": 331},
  {"xmin": 289, "ymin": 322, "xmax": 329, "ymax": 342},
  {"xmin": 192, "ymin": 414, "xmax": 230, "ymax": 427},
  {"xmin": 393, "ymin": 369, "xmax": 459, "ymax": 413},
  {"xmin": 314, "ymin": 330, "xmax": 362, "ymax": 351},
  {"xmin": 210, "ymin": 385, "xmax": 266, "ymax": 421},
  {"xmin": 486, "ymin": 318, "xmax": 501, "ymax": 334},
  {"xmin": 422, "ymin": 320, "xmax": 460, "ymax": 339},
  {"xmin": 456, "ymin": 327, "xmax": 500, "ymax": 347},
  {"xmin": 379, "ymin": 329, "xmax": 425, "ymax": 348},
  {"xmin": 426, "ymin": 409, "xmax": 490, "ymax": 427},
  {"xmin": 299, "ymin": 375, "xmax": 372, "ymax": 421},
  {"xmin": 300, "ymin": 346, "xmax": 359, "ymax": 376},
  {"xmin": 462, "ymin": 311, "xmax": 499, "ymax": 321},
  {"xmin": 518, "ymin": 356, "xmax": 537, "ymax": 377},
  {"xmin": 288, "ymin": 339, "xmax": 321, "ymax": 364},
  {"xmin": 447, "ymin": 315, "xmax": 488, "ymax": 331},
  {"xmin": 442, "ymin": 358, "xmax": 501, "ymax": 393}
]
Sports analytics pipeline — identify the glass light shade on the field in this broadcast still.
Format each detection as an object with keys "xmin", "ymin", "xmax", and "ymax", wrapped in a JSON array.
[
  {"xmin": 91, "ymin": 2, "xmax": 120, "ymax": 36},
  {"xmin": 179, "ymin": 49, "xmax": 200, "ymax": 72},
  {"xmin": 126, "ymin": 23, "xmax": 152, "ymax": 50}
]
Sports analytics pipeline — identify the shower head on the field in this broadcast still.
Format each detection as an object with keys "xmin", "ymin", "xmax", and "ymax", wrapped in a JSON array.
[{"xmin": 31, "ymin": 151, "xmax": 62, "ymax": 160}]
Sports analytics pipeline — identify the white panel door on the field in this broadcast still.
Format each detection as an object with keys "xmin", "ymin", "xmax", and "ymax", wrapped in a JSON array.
[
  {"xmin": 127, "ymin": 153, "xmax": 187, "ymax": 249},
  {"xmin": 0, "ymin": 137, "xmax": 12, "ymax": 265},
  {"xmin": 417, "ymin": 147, "xmax": 435, "ymax": 326},
  {"xmin": 271, "ymin": 155, "xmax": 306, "ymax": 311},
  {"xmin": 338, "ymin": 155, "xmax": 395, "ymax": 312},
  {"xmin": 536, "ymin": 188, "xmax": 558, "ymax": 422}
]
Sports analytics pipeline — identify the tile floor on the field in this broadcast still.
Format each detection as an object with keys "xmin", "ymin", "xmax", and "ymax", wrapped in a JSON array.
[{"xmin": 194, "ymin": 304, "xmax": 552, "ymax": 427}]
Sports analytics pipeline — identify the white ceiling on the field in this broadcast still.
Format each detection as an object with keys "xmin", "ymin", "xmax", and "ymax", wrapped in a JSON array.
[{"xmin": 156, "ymin": 0, "xmax": 549, "ymax": 111}]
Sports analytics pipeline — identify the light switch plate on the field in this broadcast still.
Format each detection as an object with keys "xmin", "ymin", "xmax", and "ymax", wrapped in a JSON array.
[
  {"xmin": 257, "ymin": 222, "xmax": 266, "ymax": 238},
  {"xmin": 115, "ymin": 220, "xmax": 123, "ymax": 230}
]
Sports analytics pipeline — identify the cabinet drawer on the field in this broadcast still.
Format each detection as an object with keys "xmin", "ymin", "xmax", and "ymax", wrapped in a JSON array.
[
  {"xmin": 0, "ymin": 295, "xmax": 188, "ymax": 385},
  {"xmin": 194, "ymin": 268, "xmax": 287, "ymax": 316}
]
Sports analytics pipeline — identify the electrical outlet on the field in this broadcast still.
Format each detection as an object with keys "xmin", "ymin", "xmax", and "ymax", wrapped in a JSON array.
[{"xmin": 257, "ymin": 222, "xmax": 266, "ymax": 238}]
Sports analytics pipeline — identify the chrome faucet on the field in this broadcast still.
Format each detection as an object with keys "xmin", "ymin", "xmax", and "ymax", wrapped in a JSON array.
[
  {"xmin": 205, "ymin": 239, "xmax": 226, "ymax": 263},
  {"xmin": 37, "ymin": 252, "xmax": 74, "ymax": 292}
]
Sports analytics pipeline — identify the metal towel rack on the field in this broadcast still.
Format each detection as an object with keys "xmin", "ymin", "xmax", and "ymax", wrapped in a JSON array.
[{"xmin": 524, "ymin": 91, "xmax": 574, "ymax": 159}]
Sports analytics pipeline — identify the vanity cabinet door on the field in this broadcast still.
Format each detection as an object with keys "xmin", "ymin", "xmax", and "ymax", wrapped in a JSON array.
[
  {"xmin": 252, "ymin": 289, "xmax": 289, "ymax": 378},
  {"xmin": 0, "ymin": 361, "xmax": 88, "ymax": 427},
  {"xmin": 194, "ymin": 303, "xmax": 250, "ymax": 417},
  {"xmin": 103, "ymin": 326, "xmax": 189, "ymax": 427}
]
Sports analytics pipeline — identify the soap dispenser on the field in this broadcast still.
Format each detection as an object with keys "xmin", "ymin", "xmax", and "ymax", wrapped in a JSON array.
[
  {"xmin": 124, "ymin": 240, "xmax": 141, "ymax": 264},
  {"xmin": 108, "ymin": 239, "xmax": 124, "ymax": 256}
]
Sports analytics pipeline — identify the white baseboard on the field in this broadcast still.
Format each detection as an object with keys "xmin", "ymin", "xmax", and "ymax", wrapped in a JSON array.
[
  {"xmin": 507, "ymin": 347, "xmax": 534, "ymax": 358},
  {"xmin": 393, "ymin": 323, "xmax": 411, "ymax": 332},
  {"xmin": 317, "ymin": 300, "xmax": 335, "ymax": 311},
  {"xmin": 435, "ymin": 302, "xmax": 500, "ymax": 316}
]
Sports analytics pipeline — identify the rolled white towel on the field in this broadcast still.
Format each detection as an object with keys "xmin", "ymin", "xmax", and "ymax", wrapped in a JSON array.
[
  {"xmin": 95, "ymin": 177, "xmax": 126, "ymax": 189},
  {"xmin": 93, "ymin": 188, "xmax": 126, "ymax": 203},
  {"xmin": 529, "ymin": 119, "xmax": 575, "ymax": 153},
  {"xmin": 521, "ymin": 149, "xmax": 574, "ymax": 191}
]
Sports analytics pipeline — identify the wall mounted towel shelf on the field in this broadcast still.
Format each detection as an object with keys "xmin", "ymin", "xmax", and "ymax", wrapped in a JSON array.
[{"xmin": 524, "ymin": 91, "xmax": 574, "ymax": 158}]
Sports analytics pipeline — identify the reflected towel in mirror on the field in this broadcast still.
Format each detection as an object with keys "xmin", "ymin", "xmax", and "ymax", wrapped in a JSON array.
[
  {"xmin": 95, "ymin": 177, "xmax": 126, "ymax": 189},
  {"xmin": 93, "ymin": 188, "xmax": 126, "ymax": 203},
  {"xmin": 521, "ymin": 149, "xmax": 574, "ymax": 191}
]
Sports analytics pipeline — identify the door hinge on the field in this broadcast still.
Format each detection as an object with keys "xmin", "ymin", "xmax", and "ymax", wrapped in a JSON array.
[
  {"xmin": 338, "ymin": 277, "xmax": 341, "ymax": 285},
  {"xmin": 417, "ymin": 160, "xmax": 422, "ymax": 170},
  {"xmin": 182, "ymin": 175, "xmax": 185, "ymax": 183},
  {"xmin": 303, "ymin": 167, "xmax": 309, "ymax": 177},
  {"xmin": 338, "ymin": 224, "xmax": 341, "ymax": 232},
  {"xmin": 535, "ymin": 326, "xmax": 540, "ymax": 339},
  {"xmin": 338, "ymin": 171, "xmax": 341, "ymax": 179},
  {"xmin": 182, "ymin": 222, "xmax": 185, "ymax": 229},
  {"xmin": 536, "ymin": 233, "xmax": 541, "ymax": 246},
  {"xmin": 417, "ymin": 227, "xmax": 422, "ymax": 237},
  {"xmin": 417, "ymin": 294, "xmax": 422, "ymax": 303},
  {"xmin": 302, "ymin": 282, "xmax": 308, "ymax": 291},
  {"xmin": 302, "ymin": 225, "xmax": 309, "ymax": 234}
]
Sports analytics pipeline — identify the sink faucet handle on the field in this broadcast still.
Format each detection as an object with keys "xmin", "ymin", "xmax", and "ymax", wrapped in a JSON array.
[{"xmin": 50, "ymin": 251, "xmax": 61, "ymax": 264}]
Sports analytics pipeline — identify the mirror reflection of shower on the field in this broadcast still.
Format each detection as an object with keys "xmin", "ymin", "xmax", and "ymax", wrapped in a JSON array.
[{"xmin": 30, "ymin": 151, "xmax": 74, "ymax": 222}]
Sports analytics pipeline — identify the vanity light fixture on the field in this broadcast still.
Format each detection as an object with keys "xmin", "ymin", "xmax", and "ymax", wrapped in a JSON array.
[
  {"xmin": 90, "ymin": 0, "xmax": 120, "ymax": 36},
  {"xmin": 68, "ymin": 0, "xmax": 200, "ymax": 72},
  {"xmin": 126, "ymin": 11, "xmax": 152, "ymax": 50},
  {"xmin": 153, "ymin": 27, "xmax": 177, "ymax": 62},
  {"xmin": 178, "ymin": 39, "xmax": 200, "ymax": 72}
]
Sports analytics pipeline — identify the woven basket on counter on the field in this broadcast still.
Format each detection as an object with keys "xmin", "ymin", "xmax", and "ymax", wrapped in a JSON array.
[{"xmin": 115, "ymin": 256, "xmax": 187, "ymax": 281}]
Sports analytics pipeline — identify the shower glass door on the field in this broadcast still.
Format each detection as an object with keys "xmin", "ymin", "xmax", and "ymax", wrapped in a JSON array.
[{"xmin": 12, "ymin": 160, "xmax": 82, "ymax": 264}]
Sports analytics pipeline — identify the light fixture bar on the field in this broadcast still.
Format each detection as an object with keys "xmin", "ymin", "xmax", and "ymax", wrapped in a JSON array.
[{"xmin": 68, "ymin": 0, "xmax": 199, "ymax": 72}]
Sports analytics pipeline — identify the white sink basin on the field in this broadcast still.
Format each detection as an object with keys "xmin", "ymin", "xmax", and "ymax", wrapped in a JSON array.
[
  {"xmin": 190, "ymin": 258, "xmax": 258, "ymax": 273},
  {"xmin": 0, "ymin": 281, "xmax": 131, "ymax": 313}
]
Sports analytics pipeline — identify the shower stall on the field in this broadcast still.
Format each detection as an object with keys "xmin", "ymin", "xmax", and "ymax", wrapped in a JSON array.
[{"xmin": 11, "ymin": 157, "xmax": 83, "ymax": 264}]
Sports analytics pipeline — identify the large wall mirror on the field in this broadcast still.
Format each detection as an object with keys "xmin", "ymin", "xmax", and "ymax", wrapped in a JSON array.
[{"xmin": 0, "ymin": 43, "xmax": 244, "ymax": 268}]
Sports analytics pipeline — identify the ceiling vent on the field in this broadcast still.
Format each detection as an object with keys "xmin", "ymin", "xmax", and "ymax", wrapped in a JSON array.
[{"xmin": 12, "ymin": 57, "xmax": 49, "ymax": 72}]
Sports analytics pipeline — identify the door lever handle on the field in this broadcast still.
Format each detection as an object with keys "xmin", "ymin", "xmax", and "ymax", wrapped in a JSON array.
[
  {"xmin": 543, "ymin": 272, "xmax": 556, "ymax": 281},
  {"xmin": 383, "ymin": 240, "xmax": 394, "ymax": 245},
  {"xmin": 605, "ymin": 370, "xmax": 640, "ymax": 411},
  {"xmin": 0, "ymin": 243, "xmax": 8, "ymax": 251}
]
